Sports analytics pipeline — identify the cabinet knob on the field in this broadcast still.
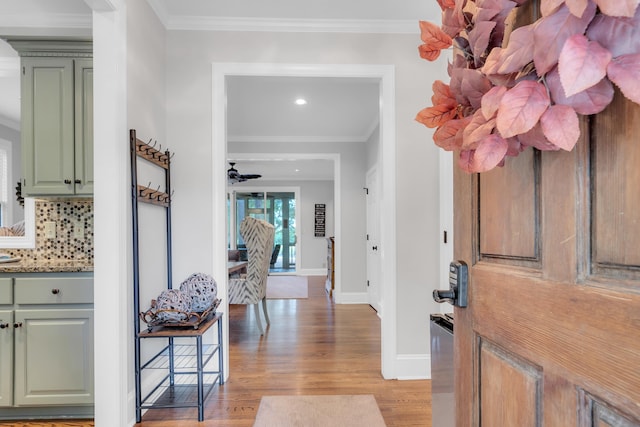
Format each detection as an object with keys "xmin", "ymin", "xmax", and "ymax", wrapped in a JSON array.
[
  {"xmin": 74, "ymin": 179, "xmax": 82, "ymax": 184},
  {"xmin": 14, "ymin": 322, "xmax": 23, "ymax": 328},
  {"xmin": 0, "ymin": 323, "xmax": 8, "ymax": 329},
  {"xmin": 51, "ymin": 288, "xmax": 61, "ymax": 295},
  {"xmin": 64, "ymin": 179, "xmax": 72, "ymax": 184}
]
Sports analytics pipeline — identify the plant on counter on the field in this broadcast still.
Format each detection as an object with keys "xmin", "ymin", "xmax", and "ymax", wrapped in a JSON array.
[{"xmin": 416, "ymin": 0, "xmax": 640, "ymax": 173}]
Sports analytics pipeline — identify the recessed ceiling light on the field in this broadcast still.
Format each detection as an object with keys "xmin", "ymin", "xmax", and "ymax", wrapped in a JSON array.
[{"xmin": 294, "ymin": 98, "xmax": 307, "ymax": 106}]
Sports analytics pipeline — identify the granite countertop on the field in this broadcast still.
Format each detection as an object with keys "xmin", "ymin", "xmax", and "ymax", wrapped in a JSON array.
[{"xmin": 0, "ymin": 259, "xmax": 93, "ymax": 273}]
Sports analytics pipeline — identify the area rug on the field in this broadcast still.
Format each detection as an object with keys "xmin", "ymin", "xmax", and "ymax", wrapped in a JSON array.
[
  {"xmin": 253, "ymin": 394, "xmax": 386, "ymax": 427},
  {"xmin": 266, "ymin": 275, "xmax": 308, "ymax": 299}
]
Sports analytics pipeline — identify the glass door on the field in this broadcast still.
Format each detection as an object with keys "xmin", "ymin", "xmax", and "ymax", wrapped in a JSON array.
[{"xmin": 234, "ymin": 191, "xmax": 296, "ymax": 272}]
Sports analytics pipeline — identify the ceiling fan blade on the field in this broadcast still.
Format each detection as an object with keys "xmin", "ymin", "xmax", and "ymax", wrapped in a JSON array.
[{"xmin": 239, "ymin": 174, "xmax": 262, "ymax": 180}]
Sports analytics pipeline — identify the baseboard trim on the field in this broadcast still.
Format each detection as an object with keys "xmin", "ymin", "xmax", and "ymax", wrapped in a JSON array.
[
  {"xmin": 335, "ymin": 291, "xmax": 368, "ymax": 304},
  {"xmin": 297, "ymin": 268, "xmax": 327, "ymax": 276},
  {"xmin": 395, "ymin": 354, "xmax": 431, "ymax": 380}
]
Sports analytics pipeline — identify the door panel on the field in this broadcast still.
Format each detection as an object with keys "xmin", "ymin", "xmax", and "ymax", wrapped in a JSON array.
[
  {"xmin": 455, "ymin": 90, "xmax": 640, "ymax": 427},
  {"xmin": 592, "ymin": 92, "xmax": 640, "ymax": 273},
  {"xmin": 479, "ymin": 339, "xmax": 541, "ymax": 427},
  {"xmin": 479, "ymin": 149, "xmax": 539, "ymax": 263}
]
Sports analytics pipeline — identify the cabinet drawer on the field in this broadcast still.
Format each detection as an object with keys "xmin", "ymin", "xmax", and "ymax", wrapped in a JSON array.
[
  {"xmin": 14, "ymin": 277, "xmax": 93, "ymax": 304},
  {"xmin": 0, "ymin": 278, "xmax": 11, "ymax": 304}
]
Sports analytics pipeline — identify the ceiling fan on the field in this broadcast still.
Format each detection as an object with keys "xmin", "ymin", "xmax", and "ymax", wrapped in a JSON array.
[{"xmin": 227, "ymin": 162, "xmax": 262, "ymax": 184}]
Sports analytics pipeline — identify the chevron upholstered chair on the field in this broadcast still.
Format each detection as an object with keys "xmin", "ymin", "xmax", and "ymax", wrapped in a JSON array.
[{"xmin": 228, "ymin": 216, "xmax": 275, "ymax": 335}]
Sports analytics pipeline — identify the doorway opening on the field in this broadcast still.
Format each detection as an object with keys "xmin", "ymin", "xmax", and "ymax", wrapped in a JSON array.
[
  {"xmin": 231, "ymin": 190, "xmax": 298, "ymax": 273},
  {"xmin": 212, "ymin": 63, "xmax": 398, "ymax": 379}
]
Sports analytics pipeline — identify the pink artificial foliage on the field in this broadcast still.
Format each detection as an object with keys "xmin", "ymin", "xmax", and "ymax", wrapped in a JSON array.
[
  {"xmin": 540, "ymin": 104, "xmax": 580, "ymax": 151},
  {"xmin": 565, "ymin": 0, "xmax": 590, "ymax": 18},
  {"xmin": 471, "ymin": 134, "xmax": 510, "ymax": 172},
  {"xmin": 533, "ymin": 3, "xmax": 597, "ymax": 76},
  {"xmin": 416, "ymin": 0, "xmax": 640, "ymax": 173},
  {"xmin": 546, "ymin": 66, "xmax": 614, "ymax": 114},
  {"xmin": 596, "ymin": 0, "xmax": 640, "ymax": 18},
  {"xmin": 541, "ymin": 0, "xmax": 565, "ymax": 17},
  {"xmin": 462, "ymin": 111, "xmax": 497, "ymax": 150},
  {"xmin": 496, "ymin": 80, "xmax": 550, "ymax": 138},
  {"xmin": 558, "ymin": 34, "xmax": 612, "ymax": 97},
  {"xmin": 607, "ymin": 54, "xmax": 640, "ymax": 104},
  {"xmin": 481, "ymin": 86, "xmax": 508, "ymax": 120}
]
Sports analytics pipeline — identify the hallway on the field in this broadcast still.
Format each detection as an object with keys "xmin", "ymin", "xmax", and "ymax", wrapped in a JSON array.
[{"xmin": 137, "ymin": 276, "xmax": 431, "ymax": 426}]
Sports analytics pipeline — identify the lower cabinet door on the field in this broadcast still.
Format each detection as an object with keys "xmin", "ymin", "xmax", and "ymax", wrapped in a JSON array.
[
  {"xmin": 0, "ymin": 310, "xmax": 12, "ymax": 407},
  {"xmin": 14, "ymin": 309, "xmax": 94, "ymax": 406}
]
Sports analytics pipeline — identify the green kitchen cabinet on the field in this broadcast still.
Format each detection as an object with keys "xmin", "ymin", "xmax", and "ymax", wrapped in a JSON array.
[
  {"xmin": 0, "ymin": 278, "xmax": 12, "ymax": 408},
  {"xmin": 14, "ymin": 308, "xmax": 93, "ymax": 406},
  {"xmin": 0, "ymin": 274, "xmax": 93, "ymax": 416},
  {"xmin": 20, "ymin": 56, "xmax": 93, "ymax": 196}
]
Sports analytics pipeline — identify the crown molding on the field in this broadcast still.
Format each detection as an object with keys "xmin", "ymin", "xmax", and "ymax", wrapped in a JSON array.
[
  {"xmin": 159, "ymin": 16, "xmax": 419, "ymax": 34},
  {"xmin": 0, "ymin": 14, "xmax": 92, "ymax": 30},
  {"xmin": 227, "ymin": 134, "xmax": 368, "ymax": 144}
]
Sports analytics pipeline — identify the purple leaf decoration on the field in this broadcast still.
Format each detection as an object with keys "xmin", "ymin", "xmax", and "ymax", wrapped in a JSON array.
[
  {"xmin": 458, "ymin": 150, "xmax": 476, "ymax": 174},
  {"xmin": 533, "ymin": 2, "xmax": 597, "ymax": 75},
  {"xmin": 586, "ymin": 7, "xmax": 640, "ymax": 58},
  {"xmin": 518, "ymin": 123, "xmax": 560, "ymax": 151},
  {"xmin": 462, "ymin": 110, "xmax": 497, "ymax": 150},
  {"xmin": 459, "ymin": 69, "xmax": 493, "ymax": 109},
  {"xmin": 541, "ymin": 0, "xmax": 565, "ymax": 16},
  {"xmin": 496, "ymin": 81, "xmax": 550, "ymax": 138},
  {"xmin": 505, "ymin": 137, "xmax": 524, "ymax": 156},
  {"xmin": 481, "ymin": 86, "xmax": 508, "ymax": 120},
  {"xmin": 558, "ymin": 34, "xmax": 612, "ymax": 97},
  {"xmin": 607, "ymin": 54, "xmax": 640, "ymax": 104},
  {"xmin": 595, "ymin": 0, "xmax": 640, "ymax": 18},
  {"xmin": 540, "ymin": 104, "xmax": 580, "ymax": 151},
  {"xmin": 442, "ymin": 2, "xmax": 467, "ymax": 37},
  {"xmin": 489, "ymin": 2, "xmax": 517, "ymax": 47},
  {"xmin": 476, "ymin": 0, "xmax": 511, "ymax": 22},
  {"xmin": 565, "ymin": 0, "xmax": 590, "ymax": 18},
  {"xmin": 472, "ymin": 134, "xmax": 510, "ymax": 172},
  {"xmin": 494, "ymin": 24, "xmax": 536, "ymax": 74},
  {"xmin": 546, "ymin": 66, "xmax": 614, "ymax": 114},
  {"xmin": 449, "ymin": 67, "xmax": 469, "ymax": 106},
  {"xmin": 468, "ymin": 21, "xmax": 497, "ymax": 66}
]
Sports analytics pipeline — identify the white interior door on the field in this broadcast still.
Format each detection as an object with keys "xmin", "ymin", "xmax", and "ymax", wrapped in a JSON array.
[{"xmin": 366, "ymin": 167, "xmax": 381, "ymax": 313}]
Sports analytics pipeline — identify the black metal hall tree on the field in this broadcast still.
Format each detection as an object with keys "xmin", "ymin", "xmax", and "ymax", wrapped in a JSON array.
[{"xmin": 129, "ymin": 129, "xmax": 223, "ymax": 423}]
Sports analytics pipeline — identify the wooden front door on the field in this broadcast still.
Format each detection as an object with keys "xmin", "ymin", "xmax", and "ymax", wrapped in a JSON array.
[{"xmin": 453, "ymin": 86, "xmax": 640, "ymax": 424}]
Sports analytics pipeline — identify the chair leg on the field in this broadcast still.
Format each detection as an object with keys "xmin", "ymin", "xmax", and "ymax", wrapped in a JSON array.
[
  {"xmin": 262, "ymin": 297, "xmax": 270, "ymax": 326},
  {"xmin": 253, "ymin": 303, "xmax": 264, "ymax": 335}
]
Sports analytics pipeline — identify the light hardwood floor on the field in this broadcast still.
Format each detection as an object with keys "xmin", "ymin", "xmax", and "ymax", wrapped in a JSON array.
[{"xmin": 2, "ymin": 276, "xmax": 431, "ymax": 426}]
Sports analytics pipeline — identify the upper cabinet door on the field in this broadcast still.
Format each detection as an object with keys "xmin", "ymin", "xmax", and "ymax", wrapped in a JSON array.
[
  {"xmin": 74, "ymin": 58, "xmax": 94, "ymax": 195},
  {"xmin": 22, "ymin": 57, "xmax": 75, "ymax": 195}
]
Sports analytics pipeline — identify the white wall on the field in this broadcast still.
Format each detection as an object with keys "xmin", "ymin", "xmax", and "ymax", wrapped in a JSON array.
[
  {"xmin": 165, "ymin": 30, "xmax": 447, "ymax": 358},
  {"xmin": 125, "ymin": 0, "xmax": 167, "ymax": 422}
]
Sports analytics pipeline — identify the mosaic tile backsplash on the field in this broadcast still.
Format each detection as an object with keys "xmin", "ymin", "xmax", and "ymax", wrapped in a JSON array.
[{"xmin": 6, "ymin": 198, "xmax": 94, "ymax": 264}]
